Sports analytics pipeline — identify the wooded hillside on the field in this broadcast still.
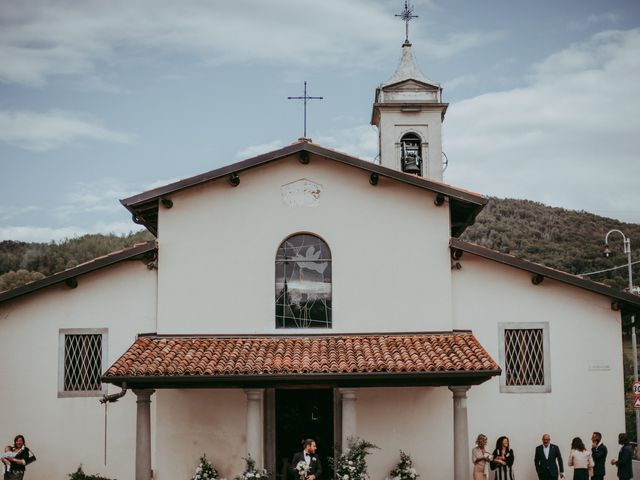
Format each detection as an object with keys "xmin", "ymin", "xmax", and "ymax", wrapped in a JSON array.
[
  {"xmin": 0, "ymin": 197, "xmax": 639, "ymax": 293},
  {"xmin": 461, "ymin": 198, "xmax": 640, "ymax": 290}
]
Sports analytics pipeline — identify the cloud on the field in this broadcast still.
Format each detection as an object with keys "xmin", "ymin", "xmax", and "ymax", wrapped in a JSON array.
[
  {"xmin": 0, "ymin": 1, "xmax": 396, "ymax": 86},
  {"xmin": 0, "ymin": 221, "xmax": 144, "ymax": 243},
  {"xmin": 432, "ymin": 30, "xmax": 506, "ymax": 59},
  {"xmin": 315, "ymin": 125, "xmax": 378, "ymax": 161},
  {"xmin": 569, "ymin": 12, "xmax": 621, "ymax": 30},
  {"xmin": 0, "ymin": 225, "xmax": 87, "ymax": 243},
  {"xmin": 0, "ymin": 206, "xmax": 41, "ymax": 224},
  {"xmin": 0, "ymin": 110, "xmax": 134, "ymax": 151},
  {"xmin": 236, "ymin": 140, "xmax": 287, "ymax": 159},
  {"xmin": 444, "ymin": 28, "xmax": 640, "ymax": 223},
  {"xmin": 0, "ymin": 1, "xmax": 505, "ymax": 87}
]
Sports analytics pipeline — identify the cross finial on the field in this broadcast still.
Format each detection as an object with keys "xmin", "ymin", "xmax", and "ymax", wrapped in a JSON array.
[
  {"xmin": 395, "ymin": 0, "xmax": 418, "ymax": 45},
  {"xmin": 287, "ymin": 81, "xmax": 323, "ymax": 139}
]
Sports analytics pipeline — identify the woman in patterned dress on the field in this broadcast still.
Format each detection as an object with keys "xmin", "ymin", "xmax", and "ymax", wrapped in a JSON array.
[{"xmin": 490, "ymin": 436, "xmax": 515, "ymax": 480}]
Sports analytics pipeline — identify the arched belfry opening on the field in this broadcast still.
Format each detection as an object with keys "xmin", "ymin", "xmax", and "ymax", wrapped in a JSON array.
[{"xmin": 400, "ymin": 132, "xmax": 422, "ymax": 175}]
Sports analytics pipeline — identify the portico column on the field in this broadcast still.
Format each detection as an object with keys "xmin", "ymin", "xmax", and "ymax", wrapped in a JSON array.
[
  {"xmin": 449, "ymin": 386, "xmax": 471, "ymax": 480},
  {"xmin": 134, "ymin": 389, "xmax": 155, "ymax": 480},
  {"xmin": 339, "ymin": 388, "xmax": 357, "ymax": 451},
  {"xmin": 245, "ymin": 389, "xmax": 264, "ymax": 467}
]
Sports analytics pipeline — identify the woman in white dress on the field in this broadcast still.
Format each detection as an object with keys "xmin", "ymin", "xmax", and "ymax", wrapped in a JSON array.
[
  {"xmin": 568, "ymin": 437, "xmax": 593, "ymax": 480},
  {"xmin": 471, "ymin": 434, "xmax": 492, "ymax": 480}
]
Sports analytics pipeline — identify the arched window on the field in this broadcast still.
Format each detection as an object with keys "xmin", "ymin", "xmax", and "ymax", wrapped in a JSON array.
[
  {"xmin": 400, "ymin": 133, "xmax": 422, "ymax": 175},
  {"xmin": 275, "ymin": 234, "xmax": 332, "ymax": 328}
]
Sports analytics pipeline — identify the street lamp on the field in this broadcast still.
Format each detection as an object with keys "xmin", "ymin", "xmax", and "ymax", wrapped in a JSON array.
[{"xmin": 604, "ymin": 229, "xmax": 637, "ymax": 444}]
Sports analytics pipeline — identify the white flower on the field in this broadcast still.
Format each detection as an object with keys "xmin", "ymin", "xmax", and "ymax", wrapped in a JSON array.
[{"xmin": 342, "ymin": 475, "xmax": 349, "ymax": 480}]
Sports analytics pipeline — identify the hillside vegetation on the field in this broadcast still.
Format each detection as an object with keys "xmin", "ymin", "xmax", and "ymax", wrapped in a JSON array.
[
  {"xmin": 0, "ymin": 198, "xmax": 639, "ymax": 293},
  {"xmin": 461, "ymin": 198, "xmax": 640, "ymax": 290},
  {"xmin": 0, "ymin": 230, "xmax": 153, "ymax": 292}
]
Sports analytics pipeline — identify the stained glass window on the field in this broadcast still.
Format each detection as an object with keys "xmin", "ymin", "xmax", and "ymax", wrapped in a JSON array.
[{"xmin": 275, "ymin": 234, "xmax": 332, "ymax": 328}]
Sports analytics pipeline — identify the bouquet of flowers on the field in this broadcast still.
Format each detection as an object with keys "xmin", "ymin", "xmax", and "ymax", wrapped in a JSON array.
[
  {"xmin": 192, "ymin": 454, "xmax": 219, "ymax": 480},
  {"xmin": 329, "ymin": 437, "xmax": 378, "ymax": 480},
  {"xmin": 388, "ymin": 451, "xmax": 418, "ymax": 480},
  {"xmin": 234, "ymin": 456, "xmax": 270, "ymax": 480},
  {"xmin": 295, "ymin": 460, "xmax": 310, "ymax": 480}
]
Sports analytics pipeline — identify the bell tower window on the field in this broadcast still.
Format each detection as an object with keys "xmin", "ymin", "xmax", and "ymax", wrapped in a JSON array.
[{"xmin": 400, "ymin": 133, "xmax": 422, "ymax": 175}]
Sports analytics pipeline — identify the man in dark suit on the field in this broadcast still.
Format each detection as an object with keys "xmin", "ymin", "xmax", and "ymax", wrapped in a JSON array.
[
  {"xmin": 591, "ymin": 431, "xmax": 608, "ymax": 480},
  {"xmin": 611, "ymin": 433, "xmax": 633, "ymax": 480},
  {"xmin": 534, "ymin": 433, "xmax": 565, "ymax": 479},
  {"xmin": 291, "ymin": 439, "xmax": 322, "ymax": 480}
]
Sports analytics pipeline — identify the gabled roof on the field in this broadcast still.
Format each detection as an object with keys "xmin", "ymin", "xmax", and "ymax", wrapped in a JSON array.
[
  {"xmin": 450, "ymin": 238, "xmax": 640, "ymax": 315},
  {"xmin": 379, "ymin": 43, "xmax": 439, "ymax": 90},
  {"xmin": 121, "ymin": 141, "xmax": 487, "ymax": 237},
  {"xmin": 103, "ymin": 331, "xmax": 500, "ymax": 388},
  {"xmin": 0, "ymin": 241, "xmax": 157, "ymax": 305}
]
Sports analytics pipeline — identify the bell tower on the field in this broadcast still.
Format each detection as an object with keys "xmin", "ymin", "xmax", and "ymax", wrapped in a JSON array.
[{"xmin": 371, "ymin": 2, "xmax": 448, "ymax": 181}]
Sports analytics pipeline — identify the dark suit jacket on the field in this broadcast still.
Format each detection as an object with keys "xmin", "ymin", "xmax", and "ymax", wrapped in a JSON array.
[
  {"xmin": 591, "ymin": 443, "xmax": 608, "ymax": 477},
  {"xmin": 291, "ymin": 452, "xmax": 322, "ymax": 480},
  {"xmin": 534, "ymin": 444, "xmax": 564, "ymax": 479},
  {"xmin": 616, "ymin": 443, "xmax": 633, "ymax": 480}
]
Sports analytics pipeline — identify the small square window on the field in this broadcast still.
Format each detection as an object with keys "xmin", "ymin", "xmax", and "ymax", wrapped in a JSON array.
[
  {"xmin": 498, "ymin": 323, "xmax": 550, "ymax": 393},
  {"xmin": 58, "ymin": 329, "xmax": 107, "ymax": 398}
]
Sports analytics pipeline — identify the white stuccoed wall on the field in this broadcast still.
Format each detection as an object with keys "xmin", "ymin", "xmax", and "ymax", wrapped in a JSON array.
[
  {"xmin": 154, "ymin": 389, "xmax": 247, "ymax": 480},
  {"xmin": 156, "ymin": 153, "xmax": 453, "ymax": 334},
  {"xmin": 356, "ymin": 387, "xmax": 454, "ymax": 479},
  {"xmin": 452, "ymin": 254, "xmax": 625, "ymax": 480},
  {"xmin": 0, "ymin": 261, "xmax": 157, "ymax": 480}
]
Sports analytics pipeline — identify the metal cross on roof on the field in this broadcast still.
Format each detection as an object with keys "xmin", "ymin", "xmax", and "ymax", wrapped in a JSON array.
[
  {"xmin": 395, "ymin": 0, "xmax": 418, "ymax": 45},
  {"xmin": 287, "ymin": 81, "xmax": 323, "ymax": 139}
]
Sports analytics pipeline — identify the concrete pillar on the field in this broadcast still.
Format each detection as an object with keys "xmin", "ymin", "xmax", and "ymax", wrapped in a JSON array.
[
  {"xmin": 245, "ymin": 389, "xmax": 264, "ymax": 467},
  {"xmin": 449, "ymin": 386, "xmax": 471, "ymax": 480},
  {"xmin": 134, "ymin": 389, "xmax": 155, "ymax": 480},
  {"xmin": 339, "ymin": 388, "xmax": 357, "ymax": 451}
]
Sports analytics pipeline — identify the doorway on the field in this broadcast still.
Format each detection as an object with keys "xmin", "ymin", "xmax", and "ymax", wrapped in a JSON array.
[{"xmin": 275, "ymin": 389, "xmax": 334, "ymax": 480}]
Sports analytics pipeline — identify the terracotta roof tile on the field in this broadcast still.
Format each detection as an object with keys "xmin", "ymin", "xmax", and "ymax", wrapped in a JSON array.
[{"xmin": 105, "ymin": 333, "xmax": 498, "ymax": 379}]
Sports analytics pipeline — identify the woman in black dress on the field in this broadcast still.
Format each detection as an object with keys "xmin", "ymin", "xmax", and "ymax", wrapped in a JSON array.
[
  {"xmin": 3, "ymin": 435, "xmax": 31, "ymax": 480},
  {"xmin": 490, "ymin": 436, "xmax": 515, "ymax": 480}
]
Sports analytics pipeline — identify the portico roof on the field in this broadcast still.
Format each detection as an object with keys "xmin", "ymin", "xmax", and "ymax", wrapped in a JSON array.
[{"xmin": 103, "ymin": 331, "xmax": 500, "ymax": 389}]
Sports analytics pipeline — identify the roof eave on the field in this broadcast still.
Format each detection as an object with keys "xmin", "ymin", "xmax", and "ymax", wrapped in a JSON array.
[
  {"xmin": 121, "ymin": 142, "xmax": 486, "ymax": 237},
  {"xmin": 102, "ymin": 368, "xmax": 501, "ymax": 389},
  {"xmin": 0, "ymin": 241, "xmax": 157, "ymax": 304},
  {"xmin": 450, "ymin": 238, "xmax": 640, "ymax": 311}
]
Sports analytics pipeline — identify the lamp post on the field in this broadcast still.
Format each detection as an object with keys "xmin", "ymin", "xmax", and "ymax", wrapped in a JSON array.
[{"xmin": 604, "ymin": 229, "xmax": 637, "ymax": 443}]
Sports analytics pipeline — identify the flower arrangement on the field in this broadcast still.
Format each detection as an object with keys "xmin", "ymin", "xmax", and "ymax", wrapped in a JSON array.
[
  {"xmin": 388, "ymin": 451, "xmax": 418, "ymax": 480},
  {"xmin": 329, "ymin": 437, "xmax": 379, "ymax": 480},
  {"xmin": 192, "ymin": 454, "xmax": 219, "ymax": 480},
  {"xmin": 234, "ymin": 455, "xmax": 270, "ymax": 480},
  {"xmin": 295, "ymin": 460, "xmax": 310, "ymax": 480}
]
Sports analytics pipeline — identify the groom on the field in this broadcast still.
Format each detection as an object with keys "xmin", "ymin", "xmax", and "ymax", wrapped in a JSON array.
[{"xmin": 291, "ymin": 439, "xmax": 322, "ymax": 480}]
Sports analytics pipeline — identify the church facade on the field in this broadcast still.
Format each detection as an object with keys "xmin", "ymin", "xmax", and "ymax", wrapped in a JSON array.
[{"xmin": 1, "ymin": 40, "xmax": 638, "ymax": 480}]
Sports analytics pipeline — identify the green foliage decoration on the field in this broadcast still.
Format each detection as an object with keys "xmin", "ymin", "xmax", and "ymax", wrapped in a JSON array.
[
  {"xmin": 330, "ymin": 437, "xmax": 379, "ymax": 480},
  {"xmin": 192, "ymin": 454, "xmax": 220, "ymax": 480},
  {"xmin": 68, "ymin": 465, "xmax": 115, "ymax": 480},
  {"xmin": 234, "ymin": 455, "xmax": 270, "ymax": 480},
  {"xmin": 388, "ymin": 451, "xmax": 418, "ymax": 480}
]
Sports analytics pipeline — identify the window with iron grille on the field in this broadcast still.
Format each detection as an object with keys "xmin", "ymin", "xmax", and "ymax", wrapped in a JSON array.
[
  {"xmin": 498, "ymin": 323, "xmax": 550, "ymax": 393},
  {"xmin": 58, "ymin": 329, "xmax": 107, "ymax": 397}
]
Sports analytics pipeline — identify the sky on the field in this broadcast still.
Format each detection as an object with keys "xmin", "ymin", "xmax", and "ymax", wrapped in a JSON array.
[{"xmin": 1, "ymin": 0, "xmax": 639, "ymax": 243}]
